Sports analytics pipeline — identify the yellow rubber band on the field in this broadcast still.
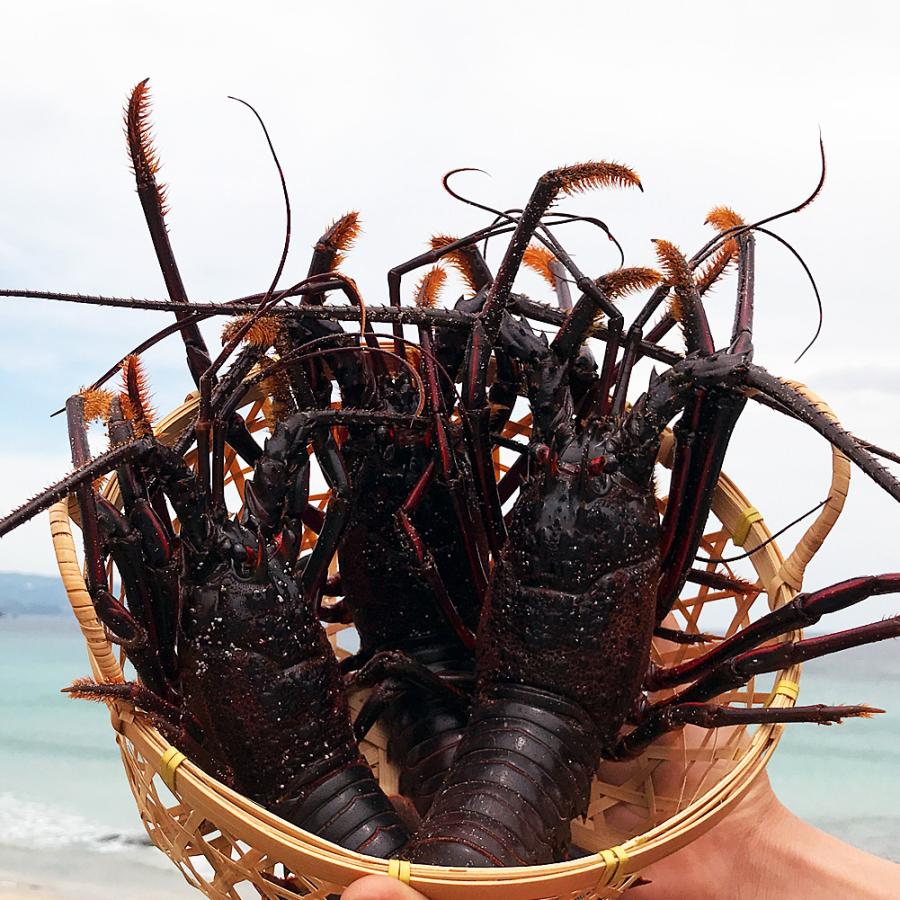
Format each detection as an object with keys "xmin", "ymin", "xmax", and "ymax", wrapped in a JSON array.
[
  {"xmin": 772, "ymin": 679, "xmax": 800, "ymax": 702},
  {"xmin": 387, "ymin": 858, "xmax": 411, "ymax": 885},
  {"xmin": 596, "ymin": 845, "xmax": 629, "ymax": 886},
  {"xmin": 159, "ymin": 746, "xmax": 186, "ymax": 792},
  {"xmin": 732, "ymin": 505, "xmax": 763, "ymax": 547}
]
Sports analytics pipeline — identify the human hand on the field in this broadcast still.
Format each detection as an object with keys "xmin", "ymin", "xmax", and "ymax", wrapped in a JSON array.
[
  {"xmin": 340, "ymin": 772, "xmax": 900, "ymax": 900},
  {"xmin": 629, "ymin": 765, "xmax": 900, "ymax": 900}
]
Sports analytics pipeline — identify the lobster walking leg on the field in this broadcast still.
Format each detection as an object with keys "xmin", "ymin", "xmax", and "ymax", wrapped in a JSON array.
[
  {"xmin": 610, "ymin": 616, "xmax": 900, "ymax": 759},
  {"xmin": 647, "ymin": 574, "xmax": 900, "ymax": 690},
  {"xmin": 608, "ymin": 702, "xmax": 882, "ymax": 761},
  {"xmin": 62, "ymin": 679, "xmax": 206, "ymax": 753},
  {"xmin": 349, "ymin": 650, "xmax": 470, "ymax": 743}
]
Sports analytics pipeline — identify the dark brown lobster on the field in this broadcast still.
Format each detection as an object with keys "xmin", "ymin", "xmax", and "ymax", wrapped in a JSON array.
[
  {"xmin": 0, "ymin": 369, "xmax": 428, "ymax": 856},
  {"xmin": 5, "ymin": 76, "xmax": 900, "ymax": 872},
  {"xmin": 401, "ymin": 160, "xmax": 900, "ymax": 866},
  {"xmin": 0, "ymin": 80, "xmax": 425, "ymax": 857},
  {"xmin": 256, "ymin": 234, "xmax": 492, "ymax": 818}
]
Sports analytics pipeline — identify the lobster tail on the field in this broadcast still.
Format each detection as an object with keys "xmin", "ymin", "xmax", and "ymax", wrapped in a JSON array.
[
  {"xmin": 276, "ymin": 760, "xmax": 409, "ymax": 858},
  {"xmin": 403, "ymin": 684, "xmax": 600, "ymax": 866}
]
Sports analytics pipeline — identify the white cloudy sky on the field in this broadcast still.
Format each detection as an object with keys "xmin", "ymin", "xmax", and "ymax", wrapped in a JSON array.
[{"xmin": 1, "ymin": 1, "xmax": 899, "ymax": 632}]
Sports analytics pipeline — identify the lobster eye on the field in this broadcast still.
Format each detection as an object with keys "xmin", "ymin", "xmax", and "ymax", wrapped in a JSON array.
[
  {"xmin": 534, "ymin": 443, "xmax": 551, "ymax": 465},
  {"xmin": 587, "ymin": 455, "xmax": 606, "ymax": 476}
]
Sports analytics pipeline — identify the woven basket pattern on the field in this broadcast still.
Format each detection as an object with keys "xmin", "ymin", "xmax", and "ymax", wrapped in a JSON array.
[{"xmin": 49, "ymin": 382, "xmax": 849, "ymax": 899}]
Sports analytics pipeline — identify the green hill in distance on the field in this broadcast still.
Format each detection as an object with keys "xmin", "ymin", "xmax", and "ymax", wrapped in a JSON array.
[{"xmin": 0, "ymin": 572, "xmax": 69, "ymax": 616}]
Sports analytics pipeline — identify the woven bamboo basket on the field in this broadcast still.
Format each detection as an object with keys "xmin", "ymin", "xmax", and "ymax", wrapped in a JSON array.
[{"xmin": 49, "ymin": 380, "xmax": 850, "ymax": 900}]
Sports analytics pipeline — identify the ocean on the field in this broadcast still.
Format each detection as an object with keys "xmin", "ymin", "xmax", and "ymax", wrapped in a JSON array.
[{"xmin": 0, "ymin": 615, "xmax": 897, "ymax": 898}]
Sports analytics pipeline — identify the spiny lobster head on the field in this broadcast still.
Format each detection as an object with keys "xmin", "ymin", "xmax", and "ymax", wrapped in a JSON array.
[
  {"xmin": 181, "ymin": 523, "xmax": 313, "ymax": 640},
  {"xmin": 337, "ymin": 369, "xmax": 429, "ymax": 468},
  {"xmin": 508, "ymin": 418, "xmax": 661, "ymax": 591},
  {"xmin": 532, "ymin": 415, "xmax": 659, "ymax": 512}
]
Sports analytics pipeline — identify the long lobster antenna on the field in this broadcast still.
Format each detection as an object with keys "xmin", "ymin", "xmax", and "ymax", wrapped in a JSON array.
[
  {"xmin": 0, "ymin": 440, "xmax": 149, "ymax": 537},
  {"xmin": 125, "ymin": 79, "xmax": 212, "ymax": 383},
  {"xmin": 442, "ymin": 170, "xmax": 626, "ymax": 275},
  {"xmin": 202, "ymin": 96, "xmax": 293, "ymax": 403},
  {"xmin": 478, "ymin": 207, "xmax": 624, "ymax": 269},
  {"xmin": 690, "ymin": 136, "xmax": 826, "ymax": 268},
  {"xmin": 745, "ymin": 365, "xmax": 900, "ymax": 503}
]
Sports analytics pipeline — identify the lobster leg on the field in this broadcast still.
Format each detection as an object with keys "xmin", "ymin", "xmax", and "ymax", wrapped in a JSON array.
[
  {"xmin": 350, "ymin": 649, "xmax": 472, "ymax": 752},
  {"xmin": 606, "ymin": 701, "xmax": 882, "ymax": 761},
  {"xmin": 299, "ymin": 428, "xmax": 353, "ymax": 606},
  {"xmin": 646, "ymin": 574, "xmax": 900, "ymax": 691},
  {"xmin": 416, "ymin": 321, "xmax": 489, "ymax": 612},
  {"xmin": 350, "ymin": 651, "xmax": 470, "ymax": 713},
  {"xmin": 459, "ymin": 318, "xmax": 508, "ymax": 555},
  {"xmin": 93, "ymin": 497, "xmax": 171, "ymax": 697},
  {"xmin": 350, "ymin": 678, "xmax": 408, "ymax": 744},
  {"xmin": 394, "ymin": 505, "xmax": 477, "ymax": 651},
  {"xmin": 609, "ymin": 614, "xmax": 899, "ymax": 759},
  {"xmin": 65, "ymin": 396, "xmax": 145, "ymax": 646},
  {"xmin": 652, "ymin": 625, "xmax": 719, "ymax": 646},
  {"xmin": 63, "ymin": 679, "xmax": 203, "ymax": 745}
]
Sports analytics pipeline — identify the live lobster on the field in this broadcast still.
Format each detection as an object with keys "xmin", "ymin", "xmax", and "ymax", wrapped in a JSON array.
[
  {"xmin": 2, "ymin": 83, "xmax": 900, "ymax": 875},
  {"xmin": 398, "ymin": 160, "xmax": 900, "ymax": 866}
]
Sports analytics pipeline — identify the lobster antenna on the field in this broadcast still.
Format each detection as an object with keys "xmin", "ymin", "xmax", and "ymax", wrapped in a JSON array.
[
  {"xmin": 693, "ymin": 200, "xmax": 824, "ymax": 363},
  {"xmin": 443, "ymin": 171, "xmax": 625, "ymax": 267},
  {"xmin": 125, "ymin": 78, "xmax": 212, "ymax": 382},
  {"xmin": 205, "ymin": 95, "xmax": 293, "ymax": 393},
  {"xmin": 480, "ymin": 209, "xmax": 624, "ymax": 269},
  {"xmin": 697, "ymin": 497, "xmax": 830, "ymax": 564},
  {"xmin": 218, "ymin": 334, "xmax": 430, "ymax": 422},
  {"xmin": 193, "ymin": 93, "xmax": 293, "ymax": 502},
  {"xmin": 756, "ymin": 226, "xmax": 823, "ymax": 363},
  {"xmin": 692, "ymin": 135, "xmax": 826, "ymax": 266}
]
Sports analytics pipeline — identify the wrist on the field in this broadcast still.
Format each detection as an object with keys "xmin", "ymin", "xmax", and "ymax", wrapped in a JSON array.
[
  {"xmin": 752, "ymin": 801, "xmax": 900, "ymax": 900},
  {"xmin": 636, "ymin": 772, "xmax": 900, "ymax": 900}
]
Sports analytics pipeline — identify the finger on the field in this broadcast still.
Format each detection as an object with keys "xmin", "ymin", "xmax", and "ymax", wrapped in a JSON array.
[{"xmin": 342, "ymin": 874, "xmax": 430, "ymax": 900}]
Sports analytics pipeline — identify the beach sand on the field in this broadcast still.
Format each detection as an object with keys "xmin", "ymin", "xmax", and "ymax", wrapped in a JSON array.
[{"xmin": 0, "ymin": 843, "xmax": 193, "ymax": 899}]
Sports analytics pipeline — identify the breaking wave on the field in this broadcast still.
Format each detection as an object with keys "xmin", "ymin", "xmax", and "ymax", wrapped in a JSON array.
[{"xmin": 0, "ymin": 792, "xmax": 150, "ymax": 853}]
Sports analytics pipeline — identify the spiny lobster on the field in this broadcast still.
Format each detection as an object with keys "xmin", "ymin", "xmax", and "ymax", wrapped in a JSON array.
[
  {"xmin": 397, "ymin": 159, "xmax": 900, "ymax": 866},
  {"xmin": 249, "ymin": 217, "xmax": 493, "ymax": 819},
  {"xmin": 0, "ymin": 80, "xmax": 437, "ymax": 858},
  {"xmin": 3, "ymin": 79, "xmax": 900, "ymax": 874}
]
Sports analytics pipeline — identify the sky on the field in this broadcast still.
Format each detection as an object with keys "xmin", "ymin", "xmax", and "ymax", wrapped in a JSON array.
[{"xmin": 0, "ymin": 1, "xmax": 899, "ymax": 632}]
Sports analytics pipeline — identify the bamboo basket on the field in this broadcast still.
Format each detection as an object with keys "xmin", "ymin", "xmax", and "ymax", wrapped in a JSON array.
[{"xmin": 49, "ymin": 380, "xmax": 849, "ymax": 900}]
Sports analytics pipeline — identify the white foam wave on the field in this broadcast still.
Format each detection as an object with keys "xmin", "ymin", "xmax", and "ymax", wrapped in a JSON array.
[{"xmin": 0, "ymin": 792, "xmax": 148, "ymax": 853}]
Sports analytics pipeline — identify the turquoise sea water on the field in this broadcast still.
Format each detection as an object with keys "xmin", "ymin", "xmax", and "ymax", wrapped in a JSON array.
[{"xmin": 0, "ymin": 615, "xmax": 896, "ymax": 897}]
